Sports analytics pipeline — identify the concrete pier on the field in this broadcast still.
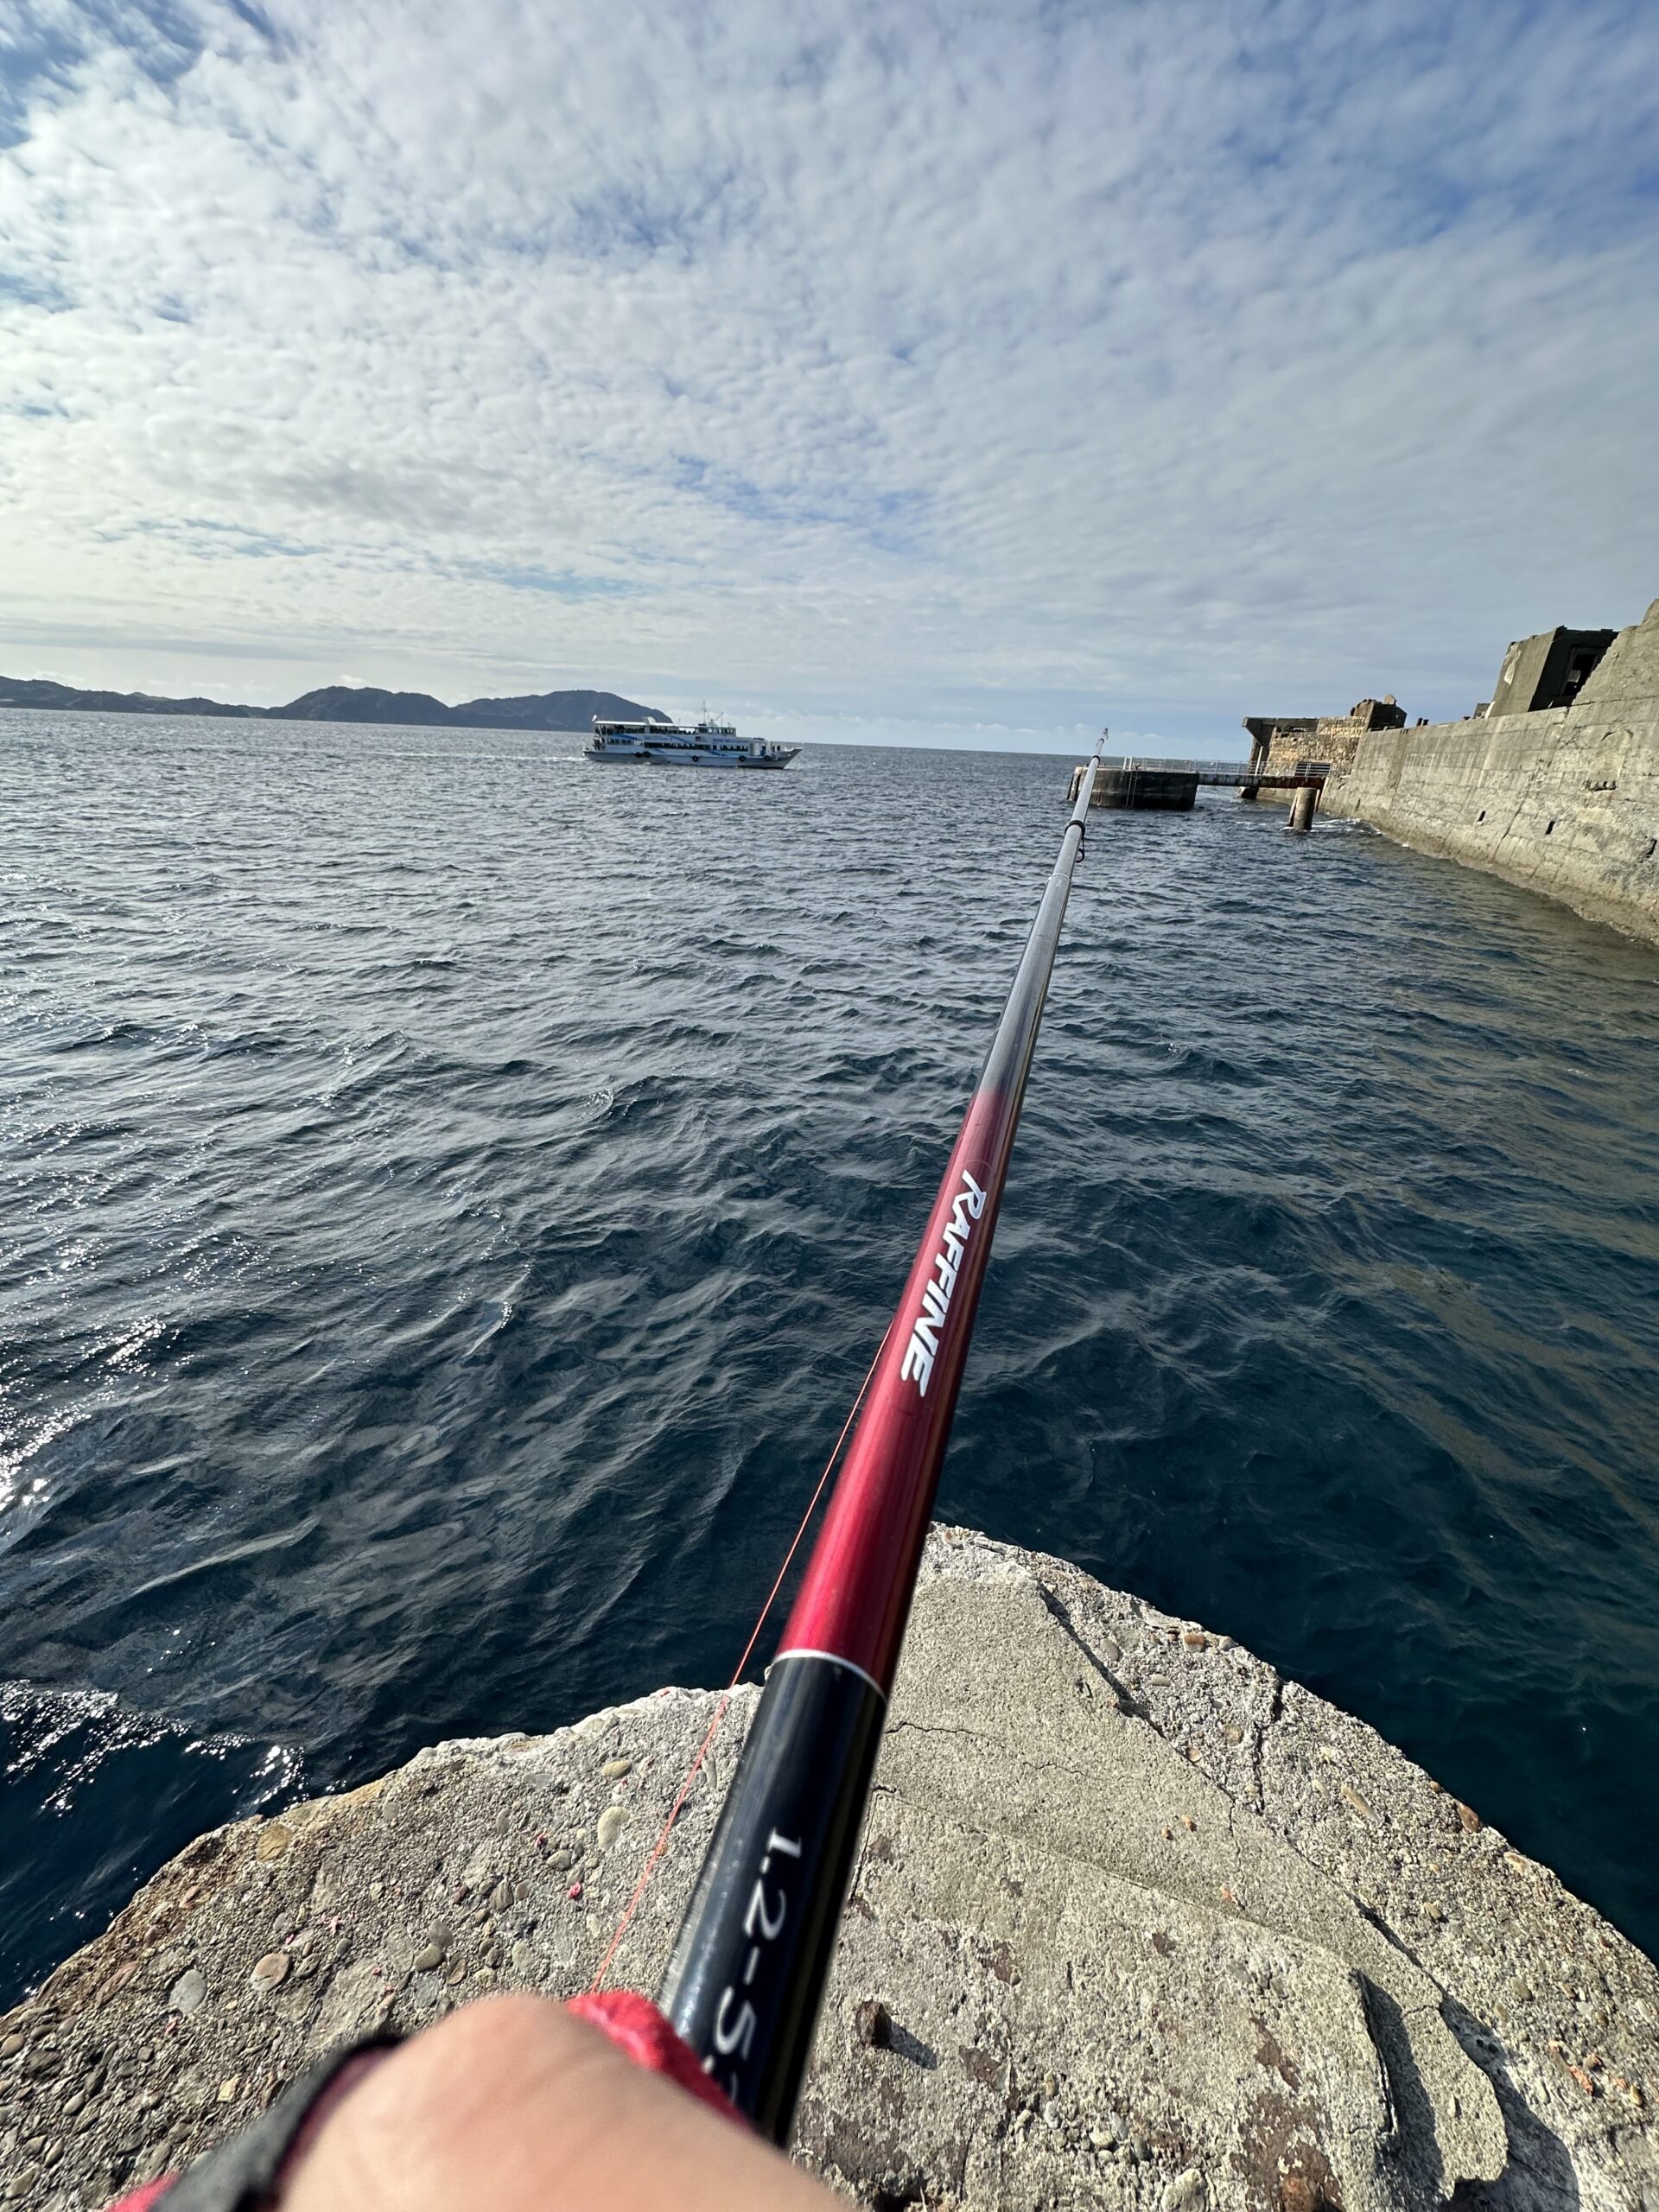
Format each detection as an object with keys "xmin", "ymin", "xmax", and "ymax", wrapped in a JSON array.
[
  {"xmin": 1288, "ymin": 784, "xmax": 1317, "ymax": 833},
  {"xmin": 5, "ymin": 1527, "xmax": 1656, "ymax": 2211},
  {"xmin": 1067, "ymin": 759, "xmax": 1328, "ymax": 813},
  {"xmin": 1093, "ymin": 766, "xmax": 1198, "ymax": 810},
  {"xmin": 1321, "ymin": 595, "xmax": 1659, "ymax": 944}
]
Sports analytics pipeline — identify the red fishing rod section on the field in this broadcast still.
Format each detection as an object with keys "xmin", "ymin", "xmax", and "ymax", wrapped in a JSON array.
[{"xmin": 657, "ymin": 742, "xmax": 1105, "ymax": 2138}]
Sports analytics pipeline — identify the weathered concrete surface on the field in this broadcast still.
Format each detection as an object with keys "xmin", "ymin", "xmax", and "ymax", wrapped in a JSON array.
[
  {"xmin": 1323, "ymin": 600, "xmax": 1659, "ymax": 944},
  {"xmin": 1578, "ymin": 601, "xmax": 1659, "ymax": 714},
  {"xmin": 4, "ymin": 1529, "xmax": 1656, "ymax": 2210}
]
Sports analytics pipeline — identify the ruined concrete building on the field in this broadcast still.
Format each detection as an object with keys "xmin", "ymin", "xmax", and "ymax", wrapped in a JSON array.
[
  {"xmin": 1484, "ymin": 627, "xmax": 1616, "ymax": 717},
  {"xmin": 1241, "ymin": 696, "xmax": 1407, "ymax": 790}
]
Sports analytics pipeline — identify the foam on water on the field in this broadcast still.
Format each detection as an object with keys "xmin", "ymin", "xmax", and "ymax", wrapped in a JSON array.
[{"xmin": 3, "ymin": 710, "xmax": 1657, "ymax": 2003}]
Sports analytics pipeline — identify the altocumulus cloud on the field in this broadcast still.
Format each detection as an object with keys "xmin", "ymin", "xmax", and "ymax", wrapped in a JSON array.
[{"xmin": 1, "ymin": 0, "xmax": 1656, "ymax": 747}]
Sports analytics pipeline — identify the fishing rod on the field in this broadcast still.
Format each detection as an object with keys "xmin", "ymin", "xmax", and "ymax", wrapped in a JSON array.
[{"xmin": 652, "ymin": 733, "xmax": 1107, "ymax": 2139}]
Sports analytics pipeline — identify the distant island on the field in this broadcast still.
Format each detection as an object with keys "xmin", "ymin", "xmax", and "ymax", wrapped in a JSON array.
[{"xmin": 0, "ymin": 677, "xmax": 671, "ymax": 730}]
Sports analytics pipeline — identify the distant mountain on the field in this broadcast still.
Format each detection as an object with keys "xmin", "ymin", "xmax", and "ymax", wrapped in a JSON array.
[
  {"xmin": 271, "ymin": 685, "xmax": 669, "ymax": 728},
  {"xmin": 0, "ymin": 676, "xmax": 259, "ymax": 717},
  {"xmin": 0, "ymin": 677, "xmax": 671, "ymax": 730},
  {"xmin": 447, "ymin": 690, "xmax": 671, "ymax": 730},
  {"xmin": 270, "ymin": 685, "xmax": 456, "ymax": 724}
]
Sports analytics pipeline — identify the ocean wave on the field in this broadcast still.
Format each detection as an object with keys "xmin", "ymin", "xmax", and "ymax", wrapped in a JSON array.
[{"xmin": 0, "ymin": 1677, "xmax": 301, "ymax": 2000}]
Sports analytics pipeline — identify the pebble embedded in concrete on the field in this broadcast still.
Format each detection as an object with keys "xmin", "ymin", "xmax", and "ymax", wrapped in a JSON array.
[
  {"xmin": 168, "ymin": 1969, "xmax": 207, "ymax": 2016},
  {"xmin": 249, "ymin": 1952, "xmax": 289, "ymax": 1993}
]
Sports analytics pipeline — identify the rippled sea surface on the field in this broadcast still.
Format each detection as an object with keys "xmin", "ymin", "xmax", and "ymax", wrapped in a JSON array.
[{"xmin": 3, "ymin": 710, "xmax": 1658, "ymax": 1999}]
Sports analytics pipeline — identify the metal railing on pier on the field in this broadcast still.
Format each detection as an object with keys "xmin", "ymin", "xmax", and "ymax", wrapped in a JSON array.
[
  {"xmin": 1087, "ymin": 755, "xmax": 1330, "ymax": 788},
  {"xmin": 1096, "ymin": 754, "xmax": 1249, "ymax": 776}
]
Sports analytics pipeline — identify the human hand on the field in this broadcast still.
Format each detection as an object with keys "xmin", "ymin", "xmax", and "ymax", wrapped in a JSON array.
[{"xmin": 278, "ymin": 1994, "xmax": 841, "ymax": 2212}]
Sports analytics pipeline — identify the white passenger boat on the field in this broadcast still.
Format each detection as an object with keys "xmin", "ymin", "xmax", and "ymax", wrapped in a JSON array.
[{"xmin": 585, "ymin": 715, "xmax": 798, "ymax": 769}]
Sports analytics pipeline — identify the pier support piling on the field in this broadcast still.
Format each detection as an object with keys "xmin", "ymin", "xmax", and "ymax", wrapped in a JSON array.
[{"xmin": 1288, "ymin": 785, "xmax": 1317, "ymax": 834}]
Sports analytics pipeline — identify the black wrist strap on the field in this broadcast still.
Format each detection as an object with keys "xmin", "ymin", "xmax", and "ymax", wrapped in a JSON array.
[{"xmin": 159, "ymin": 2032, "xmax": 403, "ymax": 2209}]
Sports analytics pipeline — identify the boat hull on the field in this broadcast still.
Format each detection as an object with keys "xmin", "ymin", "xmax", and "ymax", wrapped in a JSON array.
[{"xmin": 583, "ymin": 747, "xmax": 798, "ymax": 769}]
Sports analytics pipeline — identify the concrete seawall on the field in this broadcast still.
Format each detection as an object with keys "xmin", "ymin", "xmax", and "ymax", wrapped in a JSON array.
[
  {"xmin": 1322, "ymin": 599, "xmax": 1659, "ymax": 944},
  {"xmin": 4, "ymin": 1528, "xmax": 1657, "ymax": 2210}
]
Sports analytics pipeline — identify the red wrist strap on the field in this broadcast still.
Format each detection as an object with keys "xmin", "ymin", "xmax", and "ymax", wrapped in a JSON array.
[{"xmin": 565, "ymin": 1989, "xmax": 742, "ymax": 2125}]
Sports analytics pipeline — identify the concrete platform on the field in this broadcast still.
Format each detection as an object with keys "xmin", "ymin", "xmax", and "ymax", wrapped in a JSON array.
[
  {"xmin": 1065, "ymin": 761, "xmax": 1326, "ymax": 810},
  {"xmin": 4, "ymin": 1529, "xmax": 1656, "ymax": 2209},
  {"xmin": 1093, "ymin": 768, "xmax": 1198, "ymax": 810}
]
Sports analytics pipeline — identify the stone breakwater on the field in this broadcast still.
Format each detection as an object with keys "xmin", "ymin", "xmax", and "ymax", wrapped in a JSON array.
[
  {"xmin": 3, "ymin": 1529, "xmax": 1656, "ymax": 2210},
  {"xmin": 1321, "ymin": 597, "xmax": 1659, "ymax": 944}
]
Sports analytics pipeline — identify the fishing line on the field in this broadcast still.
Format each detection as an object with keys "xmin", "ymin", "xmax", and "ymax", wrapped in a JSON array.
[{"xmin": 588, "ymin": 1322, "xmax": 893, "ymax": 1994}]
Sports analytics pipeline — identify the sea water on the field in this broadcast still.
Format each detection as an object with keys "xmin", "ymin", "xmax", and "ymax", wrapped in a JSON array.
[{"xmin": 3, "ymin": 711, "xmax": 1657, "ymax": 2002}]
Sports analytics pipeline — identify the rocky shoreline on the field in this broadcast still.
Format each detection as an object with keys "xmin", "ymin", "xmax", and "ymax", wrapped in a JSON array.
[{"xmin": 3, "ymin": 1528, "xmax": 1656, "ymax": 2209}]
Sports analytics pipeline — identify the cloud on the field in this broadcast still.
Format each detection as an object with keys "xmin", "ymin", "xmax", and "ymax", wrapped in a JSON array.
[{"xmin": 0, "ymin": 0, "xmax": 1656, "ymax": 747}]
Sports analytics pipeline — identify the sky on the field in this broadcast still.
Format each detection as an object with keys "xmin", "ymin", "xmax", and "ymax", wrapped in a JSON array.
[{"xmin": 1, "ymin": 2, "xmax": 1656, "ymax": 754}]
